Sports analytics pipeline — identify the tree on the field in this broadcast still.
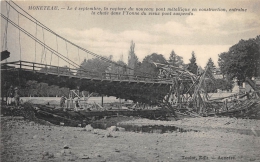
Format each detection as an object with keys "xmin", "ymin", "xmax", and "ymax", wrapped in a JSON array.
[
  {"xmin": 187, "ymin": 51, "xmax": 198, "ymax": 74},
  {"xmin": 48, "ymin": 85, "xmax": 60, "ymax": 97},
  {"xmin": 205, "ymin": 78, "xmax": 233, "ymax": 93},
  {"xmin": 35, "ymin": 83, "xmax": 49, "ymax": 97},
  {"xmin": 109, "ymin": 60, "xmax": 127, "ymax": 74},
  {"xmin": 215, "ymin": 79, "xmax": 233, "ymax": 91},
  {"xmin": 78, "ymin": 57, "xmax": 110, "ymax": 77},
  {"xmin": 57, "ymin": 87, "xmax": 70, "ymax": 97},
  {"xmin": 218, "ymin": 36, "xmax": 260, "ymax": 83},
  {"xmin": 218, "ymin": 52, "xmax": 230, "ymax": 78},
  {"xmin": 138, "ymin": 53, "xmax": 167, "ymax": 77},
  {"xmin": 168, "ymin": 50, "xmax": 184, "ymax": 67},
  {"xmin": 204, "ymin": 79, "xmax": 216, "ymax": 93},
  {"xmin": 25, "ymin": 80, "xmax": 38, "ymax": 97},
  {"xmin": 205, "ymin": 58, "xmax": 216, "ymax": 72},
  {"xmin": 107, "ymin": 60, "xmax": 127, "ymax": 79},
  {"xmin": 128, "ymin": 41, "xmax": 139, "ymax": 75}
]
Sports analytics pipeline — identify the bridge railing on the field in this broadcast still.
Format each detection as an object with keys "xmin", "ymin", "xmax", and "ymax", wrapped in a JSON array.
[
  {"xmin": 2, "ymin": 60, "xmax": 173, "ymax": 84},
  {"xmin": 100, "ymin": 72, "xmax": 173, "ymax": 83}
]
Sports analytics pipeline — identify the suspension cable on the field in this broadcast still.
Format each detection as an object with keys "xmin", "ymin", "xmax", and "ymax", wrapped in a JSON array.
[
  {"xmin": 7, "ymin": 1, "xmax": 114, "ymax": 63},
  {"xmin": 2, "ymin": 1, "xmax": 10, "ymax": 50},
  {"xmin": 1, "ymin": 14, "xmax": 79, "ymax": 69},
  {"xmin": 1, "ymin": 14, "xmax": 139, "ymax": 78},
  {"xmin": 35, "ymin": 21, "xmax": 37, "ymax": 62},
  {"xmin": 18, "ymin": 13, "xmax": 21, "ymax": 60},
  {"xmin": 3, "ymin": 2, "xmax": 80, "ymax": 68},
  {"xmin": 7, "ymin": 0, "xmax": 146, "ymax": 73},
  {"xmin": 41, "ymin": 27, "xmax": 45, "ymax": 64},
  {"xmin": 78, "ymin": 47, "xmax": 80, "ymax": 65},
  {"xmin": 65, "ymin": 41, "xmax": 69, "ymax": 68},
  {"xmin": 5, "ymin": 1, "xmax": 155, "ymax": 77},
  {"xmin": 56, "ymin": 35, "xmax": 59, "ymax": 67}
]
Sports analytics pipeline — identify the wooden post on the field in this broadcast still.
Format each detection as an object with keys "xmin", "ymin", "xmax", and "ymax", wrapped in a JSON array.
[
  {"xmin": 225, "ymin": 99, "xmax": 228, "ymax": 111},
  {"xmin": 68, "ymin": 97, "xmax": 70, "ymax": 109},
  {"xmin": 45, "ymin": 65, "xmax": 47, "ymax": 74},
  {"xmin": 70, "ymin": 98, "xmax": 73, "ymax": 109},
  {"xmin": 119, "ymin": 98, "xmax": 122, "ymax": 109},
  {"xmin": 101, "ymin": 94, "xmax": 104, "ymax": 107}
]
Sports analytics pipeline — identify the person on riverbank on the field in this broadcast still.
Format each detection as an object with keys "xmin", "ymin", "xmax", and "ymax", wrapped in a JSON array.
[
  {"xmin": 14, "ymin": 87, "xmax": 20, "ymax": 106},
  {"xmin": 74, "ymin": 97, "xmax": 80, "ymax": 112},
  {"xmin": 60, "ymin": 96, "xmax": 67, "ymax": 110},
  {"xmin": 7, "ymin": 86, "xmax": 14, "ymax": 105}
]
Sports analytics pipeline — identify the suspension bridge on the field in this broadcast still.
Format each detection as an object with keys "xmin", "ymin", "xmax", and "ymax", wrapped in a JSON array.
[
  {"xmin": 4, "ymin": 0, "xmax": 257, "ymax": 119},
  {"xmin": 1, "ymin": 1, "xmax": 177, "ymax": 106}
]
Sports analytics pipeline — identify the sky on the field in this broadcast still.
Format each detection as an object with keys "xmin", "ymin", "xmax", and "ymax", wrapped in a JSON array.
[{"xmin": 1, "ymin": 0, "xmax": 260, "ymax": 68}]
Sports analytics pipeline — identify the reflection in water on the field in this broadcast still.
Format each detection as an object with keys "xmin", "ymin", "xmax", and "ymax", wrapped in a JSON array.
[{"xmin": 91, "ymin": 123, "xmax": 260, "ymax": 136}]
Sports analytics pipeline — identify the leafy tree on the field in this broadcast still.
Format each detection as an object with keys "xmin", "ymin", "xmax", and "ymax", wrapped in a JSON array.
[
  {"xmin": 48, "ymin": 85, "xmax": 60, "ymax": 97},
  {"xmin": 109, "ymin": 60, "xmax": 127, "ymax": 74},
  {"xmin": 218, "ymin": 52, "xmax": 229, "ymax": 77},
  {"xmin": 218, "ymin": 36, "xmax": 260, "ymax": 83},
  {"xmin": 25, "ymin": 80, "xmax": 38, "ymax": 97},
  {"xmin": 204, "ymin": 79, "xmax": 216, "ymax": 93},
  {"xmin": 19, "ymin": 79, "xmax": 71, "ymax": 97},
  {"xmin": 78, "ymin": 57, "xmax": 110, "ymax": 77},
  {"xmin": 107, "ymin": 60, "xmax": 127, "ymax": 79},
  {"xmin": 137, "ymin": 53, "xmax": 167, "ymax": 77},
  {"xmin": 57, "ymin": 87, "xmax": 70, "ymax": 97},
  {"xmin": 215, "ymin": 79, "xmax": 233, "ymax": 92},
  {"xmin": 205, "ymin": 78, "xmax": 233, "ymax": 93},
  {"xmin": 168, "ymin": 50, "xmax": 184, "ymax": 67},
  {"xmin": 35, "ymin": 82, "xmax": 49, "ymax": 97},
  {"xmin": 128, "ymin": 41, "xmax": 139, "ymax": 75},
  {"xmin": 187, "ymin": 51, "xmax": 198, "ymax": 74}
]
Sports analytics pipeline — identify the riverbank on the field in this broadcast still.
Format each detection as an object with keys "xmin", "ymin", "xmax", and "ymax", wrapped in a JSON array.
[{"xmin": 1, "ymin": 116, "xmax": 260, "ymax": 162}]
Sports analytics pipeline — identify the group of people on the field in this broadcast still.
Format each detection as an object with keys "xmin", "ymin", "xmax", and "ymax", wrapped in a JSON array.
[
  {"xmin": 7, "ymin": 85, "xmax": 20, "ymax": 106},
  {"xmin": 60, "ymin": 96, "xmax": 80, "ymax": 112},
  {"xmin": 6, "ymin": 85, "xmax": 81, "ymax": 111}
]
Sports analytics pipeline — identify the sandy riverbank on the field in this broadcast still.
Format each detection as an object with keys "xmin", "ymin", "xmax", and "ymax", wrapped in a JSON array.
[{"xmin": 1, "ymin": 116, "xmax": 260, "ymax": 162}]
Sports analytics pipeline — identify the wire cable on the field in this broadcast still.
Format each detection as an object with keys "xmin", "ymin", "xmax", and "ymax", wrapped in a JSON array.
[
  {"xmin": 1, "ymin": 14, "xmax": 79, "ymax": 69},
  {"xmin": 7, "ymin": 0, "xmax": 152, "ymax": 75},
  {"xmin": 35, "ymin": 22, "xmax": 37, "ymax": 62},
  {"xmin": 2, "ymin": 1, "xmax": 10, "ymax": 50},
  {"xmin": 18, "ymin": 13, "xmax": 21, "ymax": 60}
]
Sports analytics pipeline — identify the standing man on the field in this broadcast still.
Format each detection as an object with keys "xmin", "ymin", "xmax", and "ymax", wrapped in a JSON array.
[
  {"xmin": 7, "ymin": 85, "xmax": 14, "ymax": 105},
  {"xmin": 73, "ymin": 97, "xmax": 80, "ymax": 112},
  {"xmin": 14, "ymin": 87, "xmax": 20, "ymax": 106},
  {"xmin": 60, "ymin": 96, "xmax": 67, "ymax": 111}
]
